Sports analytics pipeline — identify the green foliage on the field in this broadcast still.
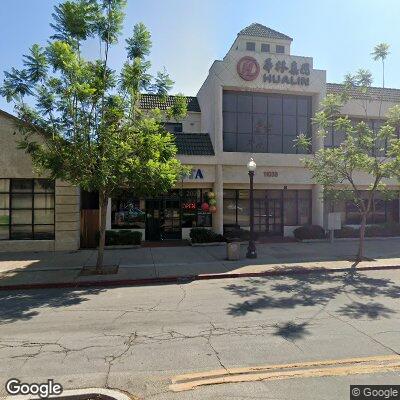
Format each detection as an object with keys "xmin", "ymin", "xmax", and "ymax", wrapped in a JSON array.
[
  {"xmin": 0, "ymin": 0, "xmax": 188, "ymax": 268},
  {"xmin": 293, "ymin": 225, "xmax": 326, "ymax": 240},
  {"xmin": 105, "ymin": 230, "xmax": 142, "ymax": 246},
  {"xmin": 190, "ymin": 228, "xmax": 226, "ymax": 243}
]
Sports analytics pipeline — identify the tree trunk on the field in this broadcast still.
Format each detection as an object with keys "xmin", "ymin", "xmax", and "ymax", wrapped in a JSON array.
[
  {"xmin": 96, "ymin": 192, "xmax": 108, "ymax": 273},
  {"xmin": 357, "ymin": 213, "xmax": 367, "ymax": 262}
]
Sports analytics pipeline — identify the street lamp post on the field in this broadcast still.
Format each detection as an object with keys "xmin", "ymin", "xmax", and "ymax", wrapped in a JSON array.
[{"xmin": 246, "ymin": 158, "xmax": 257, "ymax": 259}]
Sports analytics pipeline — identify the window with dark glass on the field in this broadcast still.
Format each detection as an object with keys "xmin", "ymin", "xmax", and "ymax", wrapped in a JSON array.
[
  {"xmin": 246, "ymin": 42, "xmax": 256, "ymax": 51},
  {"xmin": 0, "ymin": 178, "xmax": 55, "ymax": 240},
  {"xmin": 261, "ymin": 43, "xmax": 270, "ymax": 53},
  {"xmin": 223, "ymin": 189, "xmax": 312, "ymax": 229},
  {"xmin": 111, "ymin": 196, "xmax": 145, "ymax": 229},
  {"xmin": 164, "ymin": 122, "xmax": 183, "ymax": 133},
  {"xmin": 345, "ymin": 191, "xmax": 399, "ymax": 225},
  {"xmin": 181, "ymin": 189, "xmax": 212, "ymax": 228},
  {"xmin": 276, "ymin": 45, "xmax": 285, "ymax": 53},
  {"xmin": 324, "ymin": 119, "xmax": 400, "ymax": 153},
  {"xmin": 223, "ymin": 91, "xmax": 312, "ymax": 154}
]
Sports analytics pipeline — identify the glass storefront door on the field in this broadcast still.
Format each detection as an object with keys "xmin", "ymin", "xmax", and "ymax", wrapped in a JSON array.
[
  {"xmin": 266, "ymin": 198, "xmax": 283, "ymax": 235},
  {"xmin": 253, "ymin": 191, "xmax": 283, "ymax": 236}
]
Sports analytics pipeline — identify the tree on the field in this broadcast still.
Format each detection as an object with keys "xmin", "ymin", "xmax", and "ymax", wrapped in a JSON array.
[
  {"xmin": 0, "ymin": 0, "xmax": 187, "ymax": 271},
  {"xmin": 297, "ymin": 44, "xmax": 400, "ymax": 262}
]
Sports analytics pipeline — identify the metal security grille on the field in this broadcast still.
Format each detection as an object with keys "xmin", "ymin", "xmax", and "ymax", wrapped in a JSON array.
[{"xmin": 0, "ymin": 178, "xmax": 55, "ymax": 240}]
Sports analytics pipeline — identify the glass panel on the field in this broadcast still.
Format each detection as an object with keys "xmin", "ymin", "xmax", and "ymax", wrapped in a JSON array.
[
  {"xmin": 238, "ymin": 190, "xmax": 249, "ymax": 199},
  {"xmin": 261, "ymin": 43, "xmax": 270, "ymax": 53},
  {"xmin": 268, "ymin": 135, "xmax": 282, "ymax": 153},
  {"xmin": 324, "ymin": 129, "xmax": 333, "ymax": 147},
  {"xmin": 283, "ymin": 190, "xmax": 297, "ymax": 225},
  {"xmin": 223, "ymin": 189, "xmax": 236, "ymax": 199},
  {"xmin": 0, "ymin": 210, "xmax": 10, "ymax": 225},
  {"xmin": 34, "ymin": 194, "xmax": 55, "ymax": 209},
  {"xmin": 223, "ymin": 133, "xmax": 236, "ymax": 152},
  {"xmin": 223, "ymin": 92, "xmax": 237, "ymax": 112},
  {"xmin": 268, "ymin": 115, "xmax": 282, "ymax": 135},
  {"xmin": 253, "ymin": 95, "xmax": 268, "ymax": 114},
  {"xmin": 253, "ymin": 114, "xmax": 268, "ymax": 134},
  {"xmin": 298, "ymin": 199, "xmax": 311, "ymax": 225},
  {"xmin": 283, "ymin": 115, "xmax": 297, "ymax": 136},
  {"xmin": 283, "ymin": 136, "xmax": 297, "ymax": 154},
  {"xmin": 223, "ymin": 112, "xmax": 237, "ymax": 133},
  {"xmin": 253, "ymin": 135, "xmax": 268, "ymax": 153},
  {"xmin": 237, "ymin": 94, "xmax": 252, "ymax": 112},
  {"xmin": 11, "ymin": 179, "xmax": 33, "ymax": 193},
  {"xmin": 246, "ymin": 42, "xmax": 255, "ymax": 51},
  {"xmin": 11, "ymin": 194, "xmax": 32, "ymax": 209},
  {"xmin": 297, "ymin": 98, "xmax": 309, "ymax": 116},
  {"xmin": 297, "ymin": 116, "xmax": 309, "ymax": 136},
  {"xmin": 237, "ymin": 134, "xmax": 252, "ymax": 152},
  {"xmin": 34, "ymin": 209, "xmax": 54, "ymax": 225},
  {"xmin": 0, "ymin": 194, "xmax": 9, "ymax": 209},
  {"xmin": 11, "ymin": 210, "xmax": 32, "ymax": 225},
  {"xmin": 237, "ymin": 199, "xmax": 249, "ymax": 226},
  {"xmin": 237, "ymin": 113, "xmax": 252, "ymax": 134},
  {"xmin": 10, "ymin": 225, "xmax": 33, "ymax": 240},
  {"xmin": 283, "ymin": 97, "xmax": 297, "ymax": 115},
  {"xmin": 0, "ymin": 225, "xmax": 9, "ymax": 240},
  {"xmin": 34, "ymin": 179, "xmax": 55, "ymax": 193},
  {"xmin": 197, "ymin": 212, "xmax": 211, "ymax": 227},
  {"xmin": 223, "ymin": 198, "xmax": 237, "ymax": 225},
  {"xmin": 34, "ymin": 225, "xmax": 55, "ymax": 240},
  {"xmin": 268, "ymin": 96, "xmax": 282, "ymax": 115},
  {"xmin": 0, "ymin": 179, "xmax": 9, "ymax": 192},
  {"xmin": 333, "ymin": 130, "xmax": 346, "ymax": 147}
]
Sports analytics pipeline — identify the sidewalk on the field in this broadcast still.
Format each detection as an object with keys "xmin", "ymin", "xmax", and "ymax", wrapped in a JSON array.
[{"xmin": 1, "ymin": 238, "xmax": 400, "ymax": 290}]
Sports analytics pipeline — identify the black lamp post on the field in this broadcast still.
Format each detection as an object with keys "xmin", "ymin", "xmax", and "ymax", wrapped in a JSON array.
[{"xmin": 246, "ymin": 158, "xmax": 257, "ymax": 259}]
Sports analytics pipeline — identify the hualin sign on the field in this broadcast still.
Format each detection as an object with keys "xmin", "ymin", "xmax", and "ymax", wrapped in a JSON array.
[
  {"xmin": 237, "ymin": 57, "xmax": 311, "ymax": 86},
  {"xmin": 263, "ymin": 58, "xmax": 310, "ymax": 86}
]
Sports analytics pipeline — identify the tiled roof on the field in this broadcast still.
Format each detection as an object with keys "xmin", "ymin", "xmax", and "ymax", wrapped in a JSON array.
[
  {"xmin": 327, "ymin": 83, "xmax": 400, "ymax": 103},
  {"xmin": 239, "ymin": 23, "xmax": 292, "ymax": 41},
  {"xmin": 140, "ymin": 94, "xmax": 201, "ymax": 112},
  {"xmin": 173, "ymin": 133, "xmax": 214, "ymax": 156}
]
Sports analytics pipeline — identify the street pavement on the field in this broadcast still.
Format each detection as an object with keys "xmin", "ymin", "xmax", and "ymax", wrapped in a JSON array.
[
  {"xmin": 2, "ymin": 238, "xmax": 400, "ymax": 288},
  {"xmin": 0, "ymin": 268, "xmax": 400, "ymax": 399}
]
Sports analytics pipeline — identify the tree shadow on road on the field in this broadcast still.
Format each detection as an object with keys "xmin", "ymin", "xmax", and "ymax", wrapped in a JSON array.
[
  {"xmin": 223, "ymin": 270, "xmax": 400, "ymax": 341},
  {"xmin": 0, "ymin": 287, "xmax": 105, "ymax": 324}
]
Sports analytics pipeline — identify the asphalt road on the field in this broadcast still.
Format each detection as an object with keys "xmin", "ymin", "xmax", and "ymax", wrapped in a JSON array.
[{"xmin": 1, "ymin": 269, "xmax": 400, "ymax": 399}]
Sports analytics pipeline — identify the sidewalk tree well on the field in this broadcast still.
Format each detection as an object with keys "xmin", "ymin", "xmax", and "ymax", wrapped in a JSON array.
[
  {"xmin": 0, "ymin": 0, "xmax": 188, "ymax": 271},
  {"xmin": 297, "ymin": 43, "xmax": 400, "ymax": 262}
]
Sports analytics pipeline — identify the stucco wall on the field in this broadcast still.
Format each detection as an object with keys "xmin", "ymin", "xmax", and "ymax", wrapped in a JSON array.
[{"xmin": 0, "ymin": 111, "xmax": 80, "ymax": 252}]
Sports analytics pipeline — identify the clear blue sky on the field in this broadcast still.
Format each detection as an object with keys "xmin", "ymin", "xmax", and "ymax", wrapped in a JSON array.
[{"xmin": 1, "ymin": 0, "xmax": 400, "ymax": 114}]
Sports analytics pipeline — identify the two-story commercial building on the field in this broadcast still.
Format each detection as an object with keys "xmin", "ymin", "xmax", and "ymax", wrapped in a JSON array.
[{"xmin": 1, "ymin": 22, "xmax": 400, "ymax": 251}]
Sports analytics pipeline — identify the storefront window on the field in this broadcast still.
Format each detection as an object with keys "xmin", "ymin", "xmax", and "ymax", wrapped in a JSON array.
[
  {"xmin": 112, "ymin": 197, "xmax": 145, "ymax": 229},
  {"xmin": 0, "ymin": 178, "xmax": 55, "ymax": 240},
  {"xmin": 224, "ymin": 189, "xmax": 312, "ymax": 230},
  {"xmin": 181, "ymin": 189, "xmax": 212, "ymax": 228},
  {"xmin": 344, "ymin": 192, "xmax": 399, "ymax": 225}
]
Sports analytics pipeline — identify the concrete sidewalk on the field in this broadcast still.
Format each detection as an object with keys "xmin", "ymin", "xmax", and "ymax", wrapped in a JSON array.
[{"xmin": 1, "ymin": 238, "xmax": 400, "ymax": 289}]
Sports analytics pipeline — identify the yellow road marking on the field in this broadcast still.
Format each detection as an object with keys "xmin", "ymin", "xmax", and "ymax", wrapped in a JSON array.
[{"xmin": 170, "ymin": 355, "xmax": 400, "ymax": 392}]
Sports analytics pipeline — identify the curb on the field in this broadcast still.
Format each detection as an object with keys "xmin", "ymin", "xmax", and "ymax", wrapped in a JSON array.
[
  {"xmin": 1, "ymin": 264, "xmax": 400, "ymax": 291},
  {"xmin": 3, "ymin": 387, "xmax": 134, "ymax": 400}
]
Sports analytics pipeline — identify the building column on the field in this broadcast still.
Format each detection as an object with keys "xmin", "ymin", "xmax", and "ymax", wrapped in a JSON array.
[
  {"xmin": 106, "ymin": 197, "xmax": 112, "ymax": 230},
  {"xmin": 213, "ymin": 164, "xmax": 223, "ymax": 234},
  {"xmin": 312, "ymin": 184, "xmax": 324, "ymax": 227}
]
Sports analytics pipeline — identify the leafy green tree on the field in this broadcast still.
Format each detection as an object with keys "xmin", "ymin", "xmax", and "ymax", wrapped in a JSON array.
[
  {"xmin": 297, "ymin": 44, "xmax": 400, "ymax": 262},
  {"xmin": 1, "ymin": 0, "xmax": 187, "ymax": 271}
]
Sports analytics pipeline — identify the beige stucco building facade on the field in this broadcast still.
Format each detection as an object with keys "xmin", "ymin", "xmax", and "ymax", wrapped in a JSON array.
[
  {"xmin": 0, "ymin": 110, "xmax": 80, "ymax": 252},
  {"xmin": 2, "ymin": 23, "xmax": 400, "ymax": 251}
]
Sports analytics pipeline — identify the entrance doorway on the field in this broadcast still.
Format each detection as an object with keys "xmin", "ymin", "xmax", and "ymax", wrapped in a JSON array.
[
  {"xmin": 254, "ymin": 193, "xmax": 283, "ymax": 236},
  {"xmin": 145, "ymin": 198, "xmax": 182, "ymax": 241}
]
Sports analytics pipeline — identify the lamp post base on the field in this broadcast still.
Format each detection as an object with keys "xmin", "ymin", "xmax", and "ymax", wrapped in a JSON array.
[{"xmin": 246, "ymin": 243, "xmax": 257, "ymax": 259}]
